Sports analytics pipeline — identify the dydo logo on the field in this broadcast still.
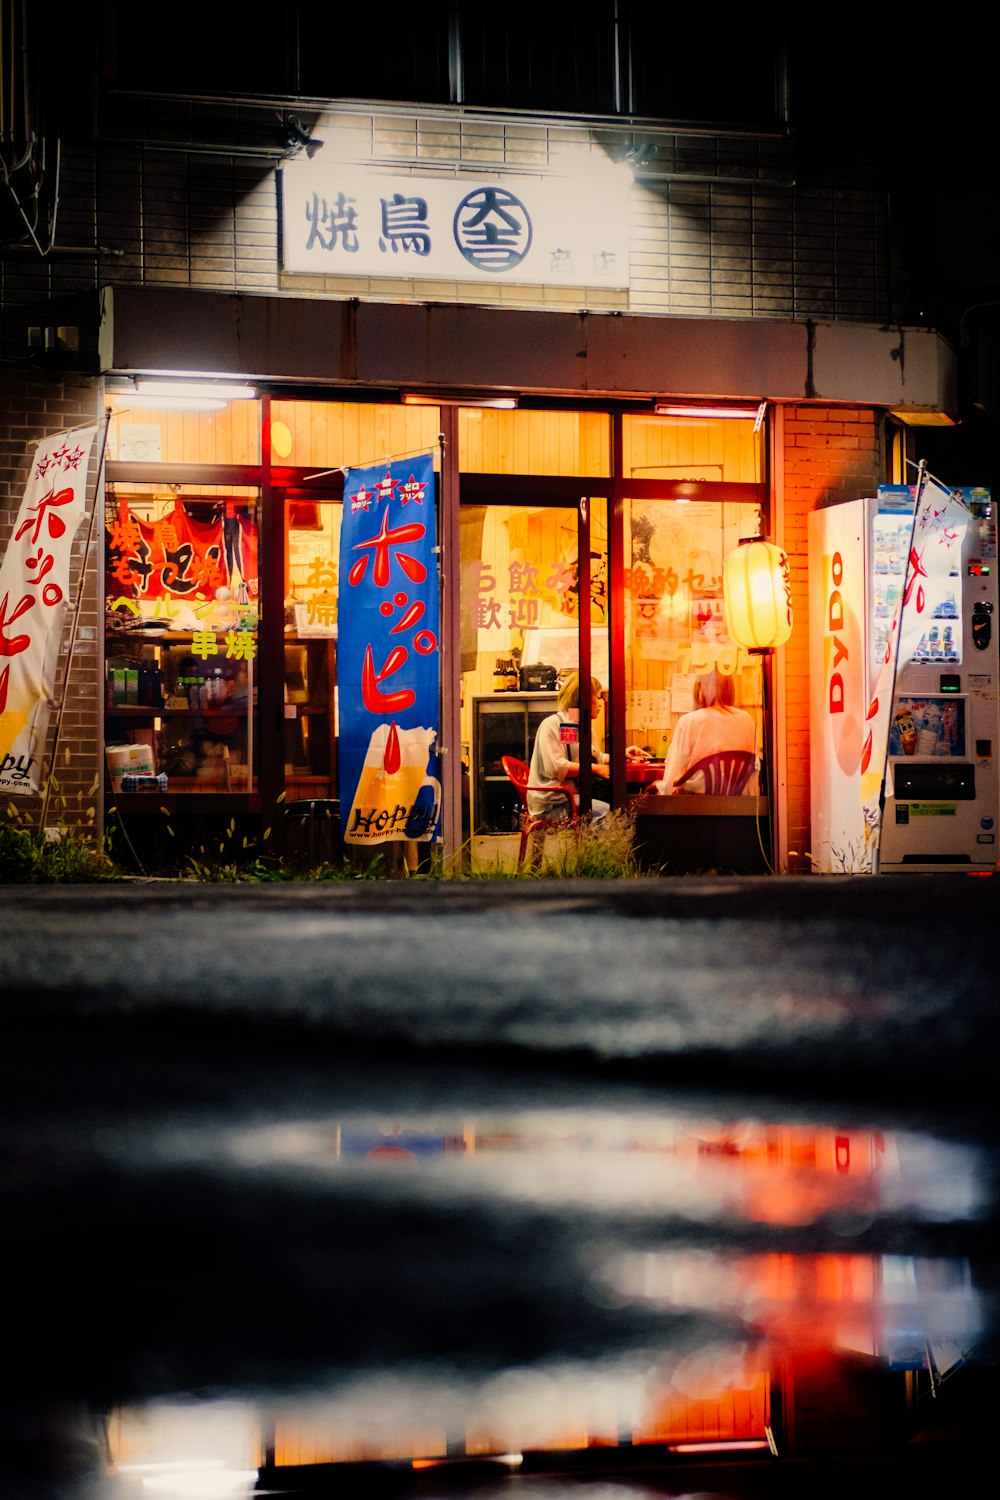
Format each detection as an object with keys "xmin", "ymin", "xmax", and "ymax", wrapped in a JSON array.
[{"xmin": 825, "ymin": 550, "xmax": 862, "ymax": 774}]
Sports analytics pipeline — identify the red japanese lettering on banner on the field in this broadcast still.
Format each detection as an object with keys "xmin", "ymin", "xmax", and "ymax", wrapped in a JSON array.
[
  {"xmin": 362, "ymin": 643, "xmax": 415, "ymax": 712},
  {"xmin": 1, "ymin": 426, "xmax": 97, "ymax": 797},
  {"xmin": 386, "ymin": 598, "xmax": 425, "ymax": 634},
  {"xmin": 0, "ymin": 591, "xmax": 36, "ymax": 657},
  {"xmin": 350, "ymin": 512, "xmax": 438, "ymax": 713},
  {"xmin": 349, "ymin": 511, "xmax": 428, "ymax": 589},
  {"xmin": 14, "ymin": 485, "xmax": 75, "ymax": 547}
]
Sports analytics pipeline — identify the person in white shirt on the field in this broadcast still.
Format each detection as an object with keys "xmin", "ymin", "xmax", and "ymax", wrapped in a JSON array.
[
  {"xmin": 651, "ymin": 669, "xmax": 756, "ymax": 795},
  {"xmin": 528, "ymin": 671, "xmax": 610, "ymax": 821}
]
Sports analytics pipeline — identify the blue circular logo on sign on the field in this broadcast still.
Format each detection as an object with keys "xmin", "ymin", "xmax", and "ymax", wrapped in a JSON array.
[{"xmin": 453, "ymin": 187, "xmax": 532, "ymax": 272}]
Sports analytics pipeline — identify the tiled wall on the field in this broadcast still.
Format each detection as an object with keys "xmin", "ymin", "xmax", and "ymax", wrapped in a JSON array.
[{"xmin": 1, "ymin": 104, "xmax": 886, "ymax": 359}]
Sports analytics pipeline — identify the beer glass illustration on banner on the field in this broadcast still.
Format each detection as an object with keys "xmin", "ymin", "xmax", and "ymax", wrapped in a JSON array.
[{"xmin": 344, "ymin": 722, "xmax": 440, "ymax": 844}]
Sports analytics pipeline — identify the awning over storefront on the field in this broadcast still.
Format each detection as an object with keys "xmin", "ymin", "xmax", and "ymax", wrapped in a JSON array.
[{"xmin": 99, "ymin": 286, "xmax": 957, "ymax": 420}]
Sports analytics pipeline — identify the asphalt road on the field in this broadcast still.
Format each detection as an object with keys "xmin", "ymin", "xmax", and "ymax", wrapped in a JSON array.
[
  {"xmin": 3, "ymin": 874, "xmax": 998, "ymax": 1114},
  {"xmin": 1, "ymin": 874, "xmax": 998, "ymax": 1496}
]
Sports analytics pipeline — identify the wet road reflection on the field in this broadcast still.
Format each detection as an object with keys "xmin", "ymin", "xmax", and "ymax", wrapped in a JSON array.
[
  {"xmin": 3, "ymin": 881, "xmax": 998, "ymax": 1497},
  {"xmin": 76, "ymin": 1106, "xmax": 994, "ymax": 1498}
]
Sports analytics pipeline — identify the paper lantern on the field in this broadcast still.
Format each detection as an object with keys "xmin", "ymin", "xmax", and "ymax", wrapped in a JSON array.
[{"xmin": 723, "ymin": 537, "xmax": 793, "ymax": 651}]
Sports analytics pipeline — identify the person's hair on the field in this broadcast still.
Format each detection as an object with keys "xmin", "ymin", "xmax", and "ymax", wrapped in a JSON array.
[
  {"xmin": 557, "ymin": 671, "xmax": 604, "ymax": 713},
  {"xmin": 693, "ymin": 669, "xmax": 737, "ymax": 710}
]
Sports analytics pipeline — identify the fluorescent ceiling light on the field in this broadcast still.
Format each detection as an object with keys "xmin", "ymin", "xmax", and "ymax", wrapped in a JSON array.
[
  {"xmin": 135, "ymin": 380, "xmax": 257, "ymax": 400},
  {"xmin": 402, "ymin": 391, "xmax": 518, "ymax": 409},
  {"xmin": 123, "ymin": 396, "xmax": 227, "ymax": 412},
  {"xmin": 654, "ymin": 403, "xmax": 760, "ymax": 420},
  {"xmin": 667, "ymin": 1439, "xmax": 771, "ymax": 1453}
]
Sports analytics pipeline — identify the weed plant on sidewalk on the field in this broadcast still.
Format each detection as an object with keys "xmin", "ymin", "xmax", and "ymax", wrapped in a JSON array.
[
  {"xmin": 471, "ymin": 807, "xmax": 642, "ymax": 880},
  {"xmin": 3, "ymin": 799, "xmax": 641, "ymax": 884}
]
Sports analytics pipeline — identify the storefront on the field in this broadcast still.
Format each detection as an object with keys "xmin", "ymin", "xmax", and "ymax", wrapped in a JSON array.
[
  {"xmin": 92, "ymin": 287, "xmax": 956, "ymax": 873},
  {"xmin": 103, "ymin": 384, "xmax": 774, "ymax": 870}
]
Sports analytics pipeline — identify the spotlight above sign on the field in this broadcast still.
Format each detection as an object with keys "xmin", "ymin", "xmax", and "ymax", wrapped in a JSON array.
[{"xmin": 280, "ymin": 163, "xmax": 630, "ymax": 290}]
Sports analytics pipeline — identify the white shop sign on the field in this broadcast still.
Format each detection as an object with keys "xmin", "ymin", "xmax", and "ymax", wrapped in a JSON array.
[{"xmin": 280, "ymin": 163, "xmax": 630, "ymax": 289}]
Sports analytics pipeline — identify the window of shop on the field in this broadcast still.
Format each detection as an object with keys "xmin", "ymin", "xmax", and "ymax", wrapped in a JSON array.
[
  {"xmin": 269, "ymin": 401, "xmax": 440, "ymax": 472},
  {"xmin": 622, "ymin": 410, "xmax": 764, "ymax": 766},
  {"xmin": 104, "ymin": 391, "xmax": 264, "ymax": 826},
  {"xmin": 107, "ymin": 396, "xmax": 261, "ymax": 468},
  {"xmin": 104, "ymin": 396, "xmax": 441, "ymax": 826},
  {"xmin": 619, "ymin": 410, "xmax": 770, "ymax": 872},
  {"xmin": 105, "ymin": 482, "xmax": 261, "ymax": 797},
  {"xmin": 269, "ymin": 402, "xmax": 443, "ymax": 828},
  {"xmin": 281, "ymin": 494, "xmax": 341, "ymax": 804},
  {"xmin": 103, "ymin": 394, "xmax": 771, "ymax": 871},
  {"xmin": 624, "ymin": 496, "xmax": 763, "ymax": 770},
  {"xmin": 459, "ymin": 407, "xmax": 610, "ymax": 478},
  {"xmin": 461, "ymin": 497, "xmax": 609, "ymax": 843},
  {"xmin": 456, "ymin": 408, "xmax": 611, "ymax": 856}
]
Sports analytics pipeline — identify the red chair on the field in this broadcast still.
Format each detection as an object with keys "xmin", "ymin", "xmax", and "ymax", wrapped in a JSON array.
[
  {"xmin": 501, "ymin": 755, "xmax": 579, "ymax": 868},
  {"xmin": 673, "ymin": 749, "xmax": 757, "ymax": 795}
]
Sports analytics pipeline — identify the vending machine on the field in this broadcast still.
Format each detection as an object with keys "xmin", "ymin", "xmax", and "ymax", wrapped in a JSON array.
[{"xmin": 809, "ymin": 485, "xmax": 999, "ymax": 874}]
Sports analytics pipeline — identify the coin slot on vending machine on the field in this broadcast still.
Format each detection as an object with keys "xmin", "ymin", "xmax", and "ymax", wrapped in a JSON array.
[{"xmin": 972, "ymin": 601, "xmax": 993, "ymax": 651}]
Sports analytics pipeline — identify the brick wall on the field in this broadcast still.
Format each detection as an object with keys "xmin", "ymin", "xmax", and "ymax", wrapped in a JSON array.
[
  {"xmin": 781, "ymin": 405, "xmax": 883, "ymax": 871},
  {"xmin": 0, "ymin": 371, "xmax": 104, "ymax": 836}
]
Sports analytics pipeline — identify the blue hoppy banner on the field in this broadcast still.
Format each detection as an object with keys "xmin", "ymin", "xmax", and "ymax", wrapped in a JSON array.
[{"xmin": 338, "ymin": 453, "xmax": 441, "ymax": 845}]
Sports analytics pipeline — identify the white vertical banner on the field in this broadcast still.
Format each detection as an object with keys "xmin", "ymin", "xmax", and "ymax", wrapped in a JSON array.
[
  {"xmin": 860, "ymin": 475, "xmax": 969, "ymax": 831},
  {"xmin": 0, "ymin": 427, "xmax": 98, "ymax": 794}
]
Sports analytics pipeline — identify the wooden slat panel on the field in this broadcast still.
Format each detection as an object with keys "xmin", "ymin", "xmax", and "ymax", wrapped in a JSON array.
[
  {"xmin": 270, "ymin": 401, "xmax": 439, "ymax": 468},
  {"xmin": 623, "ymin": 415, "xmax": 757, "ymax": 483},
  {"xmin": 108, "ymin": 398, "xmax": 261, "ymax": 466}
]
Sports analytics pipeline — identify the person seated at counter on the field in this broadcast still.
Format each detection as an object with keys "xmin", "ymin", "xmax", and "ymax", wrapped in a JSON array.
[
  {"xmin": 528, "ymin": 671, "xmax": 611, "ymax": 822},
  {"xmin": 649, "ymin": 668, "xmax": 756, "ymax": 795}
]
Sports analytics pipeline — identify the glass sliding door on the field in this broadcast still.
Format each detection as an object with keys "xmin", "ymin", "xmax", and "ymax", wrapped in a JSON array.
[
  {"xmin": 624, "ymin": 496, "xmax": 765, "ymax": 768},
  {"xmin": 281, "ymin": 492, "xmax": 342, "ymax": 805},
  {"xmin": 460, "ymin": 496, "xmax": 609, "ymax": 851}
]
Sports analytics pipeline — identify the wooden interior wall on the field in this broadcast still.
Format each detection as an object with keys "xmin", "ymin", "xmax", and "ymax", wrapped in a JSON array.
[
  {"xmin": 622, "ymin": 414, "xmax": 760, "ymax": 482},
  {"xmin": 107, "ymin": 399, "xmax": 261, "ymax": 465},
  {"xmin": 458, "ymin": 408, "xmax": 610, "ymax": 476},
  {"xmin": 270, "ymin": 402, "xmax": 441, "ymax": 469},
  {"xmin": 272, "ymin": 1415, "xmax": 447, "ymax": 1467},
  {"xmin": 634, "ymin": 1371, "xmax": 771, "ymax": 1446}
]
